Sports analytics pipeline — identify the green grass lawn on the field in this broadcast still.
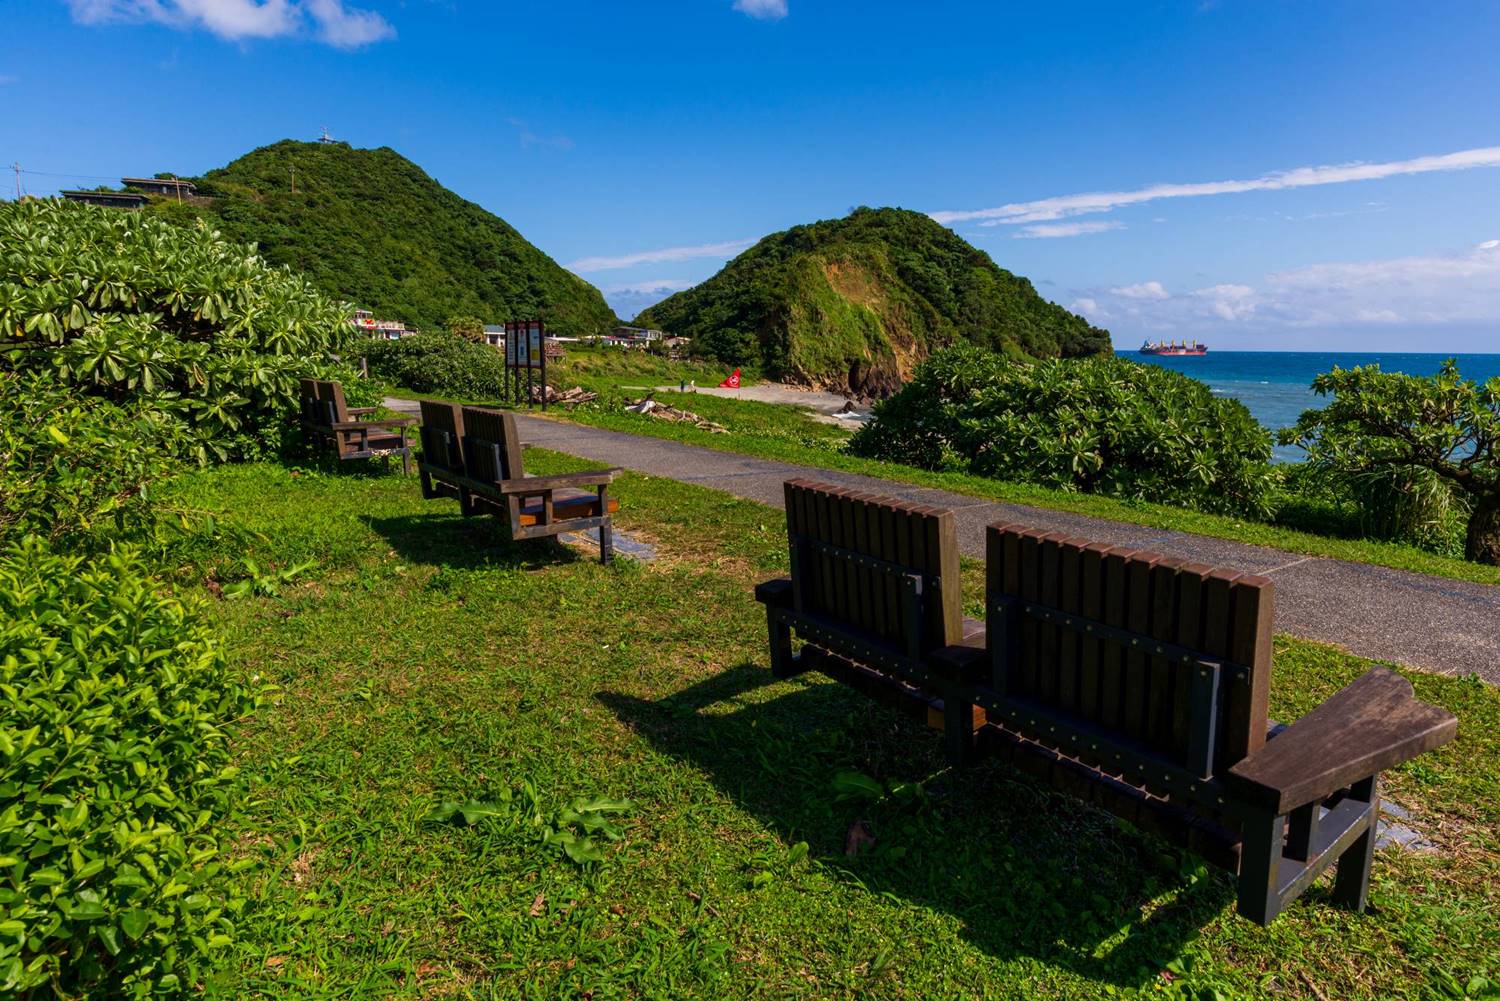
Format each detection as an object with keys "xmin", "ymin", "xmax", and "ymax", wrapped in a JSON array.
[
  {"xmin": 164, "ymin": 457, "xmax": 1498, "ymax": 999},
  {"xmin": 388, "ymin": 347, "xmax": 1500, "ymax": 589}
]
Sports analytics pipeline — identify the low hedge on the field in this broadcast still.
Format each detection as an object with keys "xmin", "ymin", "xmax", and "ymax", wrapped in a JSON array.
[
  {"xmin": 850, "ymin": 345, "xmax": 1276, "ymax": 518},
  {"xmin": 364, "ymin": 333, "xmax": 505, "ymax": 399},
  {"xmin": 0, "ymin": 540, "xmax": 262, "ymax": 997}
]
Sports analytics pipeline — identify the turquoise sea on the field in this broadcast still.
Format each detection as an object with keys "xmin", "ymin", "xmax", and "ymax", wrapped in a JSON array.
[{"xmin": 1133, "ymin": 351, "xmax": 1500, "ymax": 462}]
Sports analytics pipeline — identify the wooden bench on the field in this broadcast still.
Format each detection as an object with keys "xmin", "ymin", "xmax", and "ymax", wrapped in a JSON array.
[
  {"xmin": 753, "ymin": 479, "xmax": 985, "ymax": 762},
  {"xmin": 298, "ymin": 378, "xmax": 414, "ymax": 472},
  {"xmin": 755, "ymin": 483, "xmax": 1458, "ymax": 925},
  {"xmin": 415, "ymin": 401, "xmax": 622, "ymax": 563}
]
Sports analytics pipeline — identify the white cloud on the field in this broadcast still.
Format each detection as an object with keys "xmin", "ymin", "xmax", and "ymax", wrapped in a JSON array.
[
  {"xmin": 1194, "ymin": 283, "xmax": 1256, "ymax": 321},
  {"xmin": 931, "ymin": 145, "xmax": 1500, "ymax": 227},
  {"xmin": 568, "ymin": 238, "xmax": 756, "ymax": 273},
  {"xmin": 304, "ymin": 0, "xmax": 392, "ymax": 46},
  {"xmin": 506, "ymin": 118, "xmax": 573, "ymax": 152},
  {"xmin": 733, "ymin": 0, "xmax": 787, "ymax": 19},
  {"xmin": 1110, "ymin": 280, "xmax": 1170, "ymax": 300},
  {"xmin": 602, "ymin": 278, "xmax": 697, "ymax": 295},
  {"xmin": 1077, "ymin": 242, "xmax": 1500, "ymax": 332},
  {"xmin": 63, "ymin": 0, "xmax": 393, "ymax": 48},
  {"xmin": 1013, "ymin": 220, "xmax": 1124, "ymax": 239}
]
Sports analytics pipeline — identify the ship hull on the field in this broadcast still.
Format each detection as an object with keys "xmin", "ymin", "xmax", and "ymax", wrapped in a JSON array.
[{"xmin": 1139, "ymin": 348, "xmax": 1207, "ymax": 356}]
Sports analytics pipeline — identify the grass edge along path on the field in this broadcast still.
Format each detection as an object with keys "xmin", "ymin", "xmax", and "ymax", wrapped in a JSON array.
[
  {"xmin": 379, "ymin": 377, "xmax": 1500, "ymax": 590},
  {"xmin": 166, "ymin": 455, "xmax": 1498, "ymax": 999},
  {"xmin": 558, "ymin": 399, "xmax": 1500, "ymax": 589}
]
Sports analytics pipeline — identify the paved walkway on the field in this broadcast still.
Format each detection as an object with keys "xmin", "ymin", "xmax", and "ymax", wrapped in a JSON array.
[{"xmin": 389, "ymin": 400, "xmax": 1500, "ymax": 681}]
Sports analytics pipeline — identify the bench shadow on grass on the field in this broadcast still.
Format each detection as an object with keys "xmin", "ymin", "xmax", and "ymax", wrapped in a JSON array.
[
  {"xmin": 599, "ymin": 663, "xmax": 1235, "ymax": 992},
  {"xmin": 363, "ymin": 511, "xmax": 583, "ymax": 572}
]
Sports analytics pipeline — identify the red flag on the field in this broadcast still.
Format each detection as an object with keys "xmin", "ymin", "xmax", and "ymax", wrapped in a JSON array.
[{"xmin": 719, "ymin": 368, "xmax": 741, "ymax": 389}]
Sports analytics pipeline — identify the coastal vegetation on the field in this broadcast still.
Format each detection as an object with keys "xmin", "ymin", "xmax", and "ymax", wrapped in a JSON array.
[
  {"xmin": 148, "ymin": 140, "xmax": 617, "ymax": 337},
  {"xmin": 636, "ymin": 207, "xmax": 1111, "ymax": 395},
  {"xmin": 848, "ymin": 344, "xmax": 1275, "ymax": 518},
  {"xmin": 0, "ymin": 198, "xmax": 369, "ymax": 463},
  {"xmin": 1282, "ymin": 361, "xmax": 1500, "ymax": 565},
  {"xmin": 365, "ymin": 330, "xmax": 507, "ymax": 399}
]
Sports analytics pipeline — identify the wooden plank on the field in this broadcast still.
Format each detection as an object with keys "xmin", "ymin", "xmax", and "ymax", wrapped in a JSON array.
[
  {"xmin": 1200, "ymin": 569, "xmax": 1238, "ymax": 773},
  {"xmin": 812, "ymin": 487, "xmax": 835, "ymax": 618},
  {"xmin": 927, "ymin": 507, "xmax": 961, "ymax": 648},
  {"xmin": 1037, "ymin": 533, "xmax": 1064, "ymax": 704},
  {"xmin": 1122, "ymin": 552, "xmax": 1160, "ymax": 741},
  {"xmin": 1099, "ymin": 547, "xmax": 1129, "ymax": 730},
  {"xmin": 1017, "ymin": 531, "xmax": 1042, "ymax": 697},
  {"xmin": 1172, "ymin": 564, "xmax": 1211, "ymax": 763},
  {"xmin": 825, "ymin": 488, "xmax": 849, "ymax": 624},
  {"xmin": 986, "ymin": 526, "xmax": 1007, "ymax": 694},
  {"xmin": 1221, "ymin": 576, "xmax": 1275, "ymax": 772},
  {"xmin": 1147, "ymin": 560, "xmax": 1183, "ymax": 754},
  {"xmin": 1078, "ymin": 542, "xmax": 1109, "ymax": 723},
  {"xmin": 1056, "ymin": 539, "xmax": 1082, "ymax": 713}
]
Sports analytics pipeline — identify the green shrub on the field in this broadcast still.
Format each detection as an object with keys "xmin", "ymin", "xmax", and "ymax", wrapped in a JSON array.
[
  {"xmin": 850, "ymin": 345, "xmax": 1276, "ymax": 517},
  {"xmin": 0, "ymin": 540, "xmax": 261, "ymax": 997},
  {"xmin": 364, "ymin": 332, "xmax": 505, "ymax": 399},
  {"xmin": 1281, "ymin": 360, "xmax": 1500, "ymax": 564},
  {"xmin": 0, "ymin": 371, "xmax": 186, "ymax": 551},
  {"xmin": 0, "ymin": 199, "xmax": 362, "ymax": 463}
]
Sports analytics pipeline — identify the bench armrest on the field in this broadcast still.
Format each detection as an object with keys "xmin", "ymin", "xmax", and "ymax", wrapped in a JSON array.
[
  {"xmin": 927, "ymin": 640, "xmax": 987, "ymax": 684},
  {"xmin": 497, "ymin": 469, "xmax": 620, "ymax": 493},
  {"xmin": 754, "ymin": 577, "xmax": 793, "ymax": 607},
  {"xmin": 329, "ymin": 417, "xmax": 416, "ymax": 431},
  {"xmin": 1226, "ymin": 667, "xmax": 1456, "ymax": 815}
]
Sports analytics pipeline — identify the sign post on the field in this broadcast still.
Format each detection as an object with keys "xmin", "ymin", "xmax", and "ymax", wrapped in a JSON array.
[{"xmin": 502, "ymin": 319, "xmax": 547, "ymax": 410}]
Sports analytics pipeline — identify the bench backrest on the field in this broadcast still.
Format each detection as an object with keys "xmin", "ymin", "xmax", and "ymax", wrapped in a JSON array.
[
  {"xmin": 985, "ymin": 524, "xmax": 1273, "ymax": 786},
  {"xmin": 783, "ymin": 480, "xmax": 963, "ymax": 661},
  {"xmin": 316, "ymin": 380, "xmax": 354, "ymax": 424},
  {"xmin": 298, "ymin": 379, "xmax": 322, "ymax": 426},
  {"xmin": 419, "ymin": 400, "xmax": 466, "ymax": 475},
  {"xmin": 460, "ymin": 406, "xmax": 525, "ymax": 484}
]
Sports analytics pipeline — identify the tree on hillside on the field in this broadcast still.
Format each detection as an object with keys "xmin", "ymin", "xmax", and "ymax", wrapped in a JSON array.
[
  {"xmin": 1281, "ymin": 361, "xmax": 1500, "ymax": 564},
  {"xmin": 445, "ymin": 314, "xmax": 485, "ymax": 342}
]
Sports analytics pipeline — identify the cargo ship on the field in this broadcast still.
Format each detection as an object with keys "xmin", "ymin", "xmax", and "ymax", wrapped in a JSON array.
[{"xmin": 1139, "ymin": 339, "xmax": 1207, "ymax": 356}]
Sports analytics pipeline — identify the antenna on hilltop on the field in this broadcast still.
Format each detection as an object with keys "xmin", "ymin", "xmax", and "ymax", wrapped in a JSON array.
[{"xmin": 318, "ymin": 126, "xmax": 337, "ymax": 144}]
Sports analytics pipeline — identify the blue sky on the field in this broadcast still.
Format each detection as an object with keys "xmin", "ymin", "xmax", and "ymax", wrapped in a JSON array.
[{"xmin": 5, "ymin": 1, "xmax": 1499, "ymax": 350}]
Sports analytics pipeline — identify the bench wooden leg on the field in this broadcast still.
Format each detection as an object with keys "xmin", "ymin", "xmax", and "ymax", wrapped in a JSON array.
[
  {"xmin": 1332, "ymin": 776, "xmax": 1378, "ymax": 913},
  {"xmin": 599, "ymin": 517, "xmax": 614, "ymax": 564},
  {"xmin": 1236, "ymin": 810, "xmax": 1284, "ymax": 926},
  {"xmin": 458, "ymin": 487, "xmax": 475, "ymax": 517},
  {"xmin": 943, "ymin": 696, "xmax": 975, "ymax": 769},
  {"xmin": 767, "ymin": 609, "xmax": 796, "ymax": 679}
]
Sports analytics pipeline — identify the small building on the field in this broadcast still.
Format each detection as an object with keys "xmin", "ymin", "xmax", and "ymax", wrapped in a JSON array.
[
  {"xmin": 611, "ymin": 326, "xmax": 664, "ymax": 343},
  {"xmin": 482, "ymin": 324, "xmax": 506, "ymax": 349},
  {"xmin": 352, "ymin": 309, "xmax": 417, "ymax": 340},
  {"xmin": 122, "ymin": 176, "xmax": 197, "ymax": 198},
  {"xmin": 61, "ymin": 190, "xmax": 147, "ymax": 209}
]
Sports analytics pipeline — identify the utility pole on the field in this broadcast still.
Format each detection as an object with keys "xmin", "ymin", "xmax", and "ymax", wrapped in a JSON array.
[
  {"xmin": 290, "ymin": 165, "xmax": 296, "ymax": 194},
  {"xmin": 12, "ymin": 163, "xmax": 20, "ymax": 201}
]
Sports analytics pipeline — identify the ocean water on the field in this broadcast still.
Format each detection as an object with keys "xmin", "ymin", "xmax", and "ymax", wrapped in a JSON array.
[{"xmin": 1133, "ymin": 351, "xmax": 1500, "ymax": 462}]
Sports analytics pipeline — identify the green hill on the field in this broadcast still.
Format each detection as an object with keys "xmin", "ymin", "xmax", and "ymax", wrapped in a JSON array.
[
  {"xmin": 150, "ymin": 140, "xmax": 616, "ymax": 337},
  {"xmin": 637, "ymin": 206, "xmax": 1111, "ymax": 396}
]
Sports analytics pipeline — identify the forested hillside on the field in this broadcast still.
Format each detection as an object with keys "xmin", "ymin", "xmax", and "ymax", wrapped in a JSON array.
[
  {"xmin": 150, "ymin": 140, "xmax": 616, "ymax": 337},
  {"xmin": 637, "ymin": 206, "xmax": 1111, "ymax": 396}
]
